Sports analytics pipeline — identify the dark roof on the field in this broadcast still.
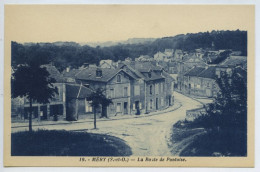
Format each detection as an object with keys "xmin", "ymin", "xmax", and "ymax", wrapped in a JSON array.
[
  {"xmin": 184, "ymin": 67, "xmax": 205, "ymax": 77},
  {"xmin": 162, "ymin": 71, "xmax": 175, "ymax": 82},
  {"xmin": 220, "ymin": 56, "xmax": 247, "ymax": 67},
  {"xmin": 41, "ymin": 64, "xmax": 64, "ymax": 83},
  {"xmin": 66, "ymin": 84, "xmax": 93, "ymax": 99},
  {"xmin": 76, "ymin": 67, "xmax": 119, "ymax": 82},
  {"xmin": 63, "ymin": 68, "xmax": 82, "ymax": 78},
  {"xmin": 122, "ymin": 61, "xmax": 165, "ymax": 81},
  {"xmin": 76, "ymin": 67, "xmax": 136, "ymax": 82},
  {"xmin": 198, "ymin": 66, "xmax": 217, "ymax": 79}
]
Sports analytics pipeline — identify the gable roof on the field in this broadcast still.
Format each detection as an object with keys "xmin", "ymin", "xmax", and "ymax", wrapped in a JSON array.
[
  {"xmin": 75, "ymin": 67, "xmax": 136, "ymax": 82},
  {"xmin": 75, "ymin": 67, "xmax": 119, "ymax": 82},
  {"xmin": 121, "ymin": 61, "xmax": 165, "ymax": 81},
  {"xmin": 184, "ymin": 67, "xmax": 205, "ymax": 77},
  {"xmin": 66, "ymin": 84, "xmax": 93, "ymax": 99},
  {"xmin": 197, "ymin": 66, "xmax": 217, "ymax": 79},
  {"xmin": 220, "ymin": 56, "xmax": 247, "ymax": 67},
  {"xmin": 63, "ymin": 68, "xmax": 82, "ymax": 78}
]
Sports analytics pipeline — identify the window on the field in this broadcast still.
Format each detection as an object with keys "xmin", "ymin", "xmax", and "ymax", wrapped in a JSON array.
[
  {"xmin": 155, "ymin": 84, "xmax": 159, "ymax": 94},
  {"xmin": 124, "ymin": 87, "xmax": 128, "ymax": 97},
  {"xmin": 110, "ymin": 89, "xmax": 114, "ymax": 98},
  {"xmin": 197, "ymin": 84, "xmax": 201, "ymax": 89},
  {"xmin": 134, "ymin": 85, "xmax": 140, "ymax": 96},
  {"xmin": 96, "ymin": 70, "xmax": 102, "ymax": 77},
  {"xmin": 150, "ymin": 99, "xmax": 153, "ymax": 109},
  {"xmin": 117, "ymin": 74, "xmax": 121, "ymax": 83},
  {"xmin": 150, "ymin": 85, "xmax": 153, "ymax": 95},
  {"xmin": 85, "ymin": 99, "xmax": 93, "ymax": 113},
  {"xmin": 116, "ymin": 103, "xmax": 121, "ymax": 112},
  {"xmin": 110, "ymin": 104, "xmax": 114, "ymax": 111},
  {"xmin": 161, "ymin": 83, "xmax": 164, "ymax": 93},
  {"xmin": 161, "ymin": 98, "xmax": 164, "ymax": 106}
]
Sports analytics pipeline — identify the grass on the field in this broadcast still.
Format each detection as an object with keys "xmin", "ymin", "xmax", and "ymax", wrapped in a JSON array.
[
  {"xmin": 179, "ymin": 129, "xmax": 247, "ymax": 157},
  {"xmin": 11, "ymin": 130, "xmax": 132, "ymax": 156},
  {"xmin": 170, "ymin": 120, "xmax": 247, "ymax": 157}
]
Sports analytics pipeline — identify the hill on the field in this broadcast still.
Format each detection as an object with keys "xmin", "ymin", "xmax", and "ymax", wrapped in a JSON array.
[{"xmin": 11, "ymin": 30, "xmax": 247, "ymax": 71}]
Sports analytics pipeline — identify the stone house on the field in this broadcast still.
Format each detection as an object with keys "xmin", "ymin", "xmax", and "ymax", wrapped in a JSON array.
[
  {"xmin": 75, "ymin": 67, "xmax": 138, "ymax": 117},
  {"xmin": 120, "ymin": 61, "xmax": 174, "ymax": 114}
]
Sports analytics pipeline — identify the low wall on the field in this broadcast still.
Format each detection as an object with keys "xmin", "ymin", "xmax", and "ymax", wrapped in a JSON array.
[{"xmin": 186, "ymin": 107, "xmax": 206, "ymax": 121}]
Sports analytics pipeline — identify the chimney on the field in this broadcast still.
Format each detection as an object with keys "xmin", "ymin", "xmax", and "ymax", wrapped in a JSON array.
[
  {"xmin": 83, "ymin": 63, "xmax": 89, "ymax": 68},
  {"xmin": 66, "ymin": 67, "xmax": 70, "ymax": 72}
]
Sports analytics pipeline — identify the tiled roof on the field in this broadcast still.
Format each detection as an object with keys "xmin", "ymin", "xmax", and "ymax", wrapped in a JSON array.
[
  {"xmin": 162, "ymin": 71, "xmax": 175, "ymax": 81},
  {"xmin": 122, "ymin": 61, "xmax": 165, "ymax": 81},
  {"xmin": 184, "ymin": 67, "xmax": 205, "ymax": 77},
  {"xmin": 76, "ymin": 67, "xmax": 119, "ymax": 82},
  {"xmin": 198, "ymin": 66, "xmax": 217, "ymax": 79},
  {"xmin": 76, "ymin": 67, "xmax": 136, "ymax": 82},
  {"xmin": 66, "ymin": 84, "xmax": 93, "ymax": 99},
  {"xmin": 220, "ymin": 56, "xmax": 247, "ymax": 67},
  {"xmin": 41, "ymin": 64, "xmax": 64, "ymax": 83},
  {"xmin": 63, "ymin": 68, "xmax": 82, "ymax": 78}
]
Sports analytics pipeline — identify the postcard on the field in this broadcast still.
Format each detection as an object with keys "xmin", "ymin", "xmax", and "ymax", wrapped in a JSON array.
[{"xmin": 4, "ymin": 5, "xmax": 255, "ymax": 167}]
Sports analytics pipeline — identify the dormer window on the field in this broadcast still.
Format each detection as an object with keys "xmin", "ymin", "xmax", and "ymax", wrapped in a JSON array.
[
  {"xmin": 148, "ymin": 72, "xmax": 152, "ymax": 78},
  {"xmin": 117, "ymin": 74, "xmax": 121, "ymax": 83},
  {"xmin": 96, "ymin": 69, "xmax": 102, "ymax": 78}
]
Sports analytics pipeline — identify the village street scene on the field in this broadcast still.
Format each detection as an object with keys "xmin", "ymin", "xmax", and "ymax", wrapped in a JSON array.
[{"xmin": 11, "ymin": 30, "xmax": 247, "ymax": 157}]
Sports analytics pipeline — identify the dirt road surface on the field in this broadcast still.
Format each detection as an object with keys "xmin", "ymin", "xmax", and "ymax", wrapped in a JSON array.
[{"xmin": 12, "ymin": 92, "xmax": 202, "ymax": 156}]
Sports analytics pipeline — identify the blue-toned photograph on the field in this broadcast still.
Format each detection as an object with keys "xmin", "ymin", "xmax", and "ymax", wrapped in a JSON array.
[{"xmin": 9, "ymin": 5, "xmax": 248, "ymax": 158}]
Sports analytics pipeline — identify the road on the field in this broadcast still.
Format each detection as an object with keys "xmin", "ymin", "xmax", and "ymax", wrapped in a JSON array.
[{"xmin": 12, "ymin": 92, "xmax": 202, "ymax": 156}]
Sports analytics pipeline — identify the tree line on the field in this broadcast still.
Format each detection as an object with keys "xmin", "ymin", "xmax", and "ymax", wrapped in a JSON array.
[{"xmin": 12, "ymin": 30, "xmax": 247, "ymax": 71}]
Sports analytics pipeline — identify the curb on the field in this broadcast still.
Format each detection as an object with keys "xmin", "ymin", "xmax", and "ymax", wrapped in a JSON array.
[{"xmin": 12, "ymin": 101, "xmax": 183, "ymax": 129}]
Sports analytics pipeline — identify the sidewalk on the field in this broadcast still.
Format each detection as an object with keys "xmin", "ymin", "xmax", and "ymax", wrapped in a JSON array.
[
  {"xmin": 11, "ymin": 100, "xmax": 182, "ymax": 128},
  {"xmin": 174, "ymin": 90, "xmax": 213, "ymax": 106}
]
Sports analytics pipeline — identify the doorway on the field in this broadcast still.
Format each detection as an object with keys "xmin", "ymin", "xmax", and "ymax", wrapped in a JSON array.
[
  {"xmin": 156, "ymin": 98, "xmax": 159, "ymax": 110},
  {"xmin": 124, "ymin": 102, "xmax": 128, "ymax": 114},
  {"xmin": 135, "ymin": 101, "xmax": 140, "ymax": 115}
]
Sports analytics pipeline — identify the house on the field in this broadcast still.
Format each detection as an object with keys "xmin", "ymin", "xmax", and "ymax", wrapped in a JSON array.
[
  {"xmin": 120, "ymin": 61, "xmax": 174, "ymax": 114},
  {"xmin": 154, "ymin": 51, "xmax": 167, "ymax": 61},
  {"xmin": 99, "ymin": 60, "xmax": 117, "ymax": 69},
  {"xmin": 219, "ymin": 56, "xmax": 247, "ymax": 70},
  {"xmin": 176, "ymin": 55, "xmax": 207, "ymax": 91},
  {"xmin": 75, "ymin": 67, "xmax": 138, "ymax": 116},
  {"xmin": 180, "ymin": 64, "xmax": 247, "ymax": 98},
  {"xmin": 75, "ymin": 60, "xmax": 174, "ymax": 117},
  {"xmin": 22, "ymin": 64, "xmax": 66, "ymax": 121},
  {"xmin": 181, "ymin": 66, "xmax": 219, "ymax": 97},
  {"xmin": 65, "ymin": 84, "xmax": 94, "ymax": 120},
  {"xmin": 11, "ymin": 64, "xmax": 94, "ymax": 122},
  {"xmin": 164, "ymin": 49, "xmax": 174, "ymax": 57},
  {"xmin": 135, "ymin": 55, "xmax": 153, "ymax": 62},
  {"xmin": 173, "ymin": 49, "xmax": 183, "ymax": 61}
]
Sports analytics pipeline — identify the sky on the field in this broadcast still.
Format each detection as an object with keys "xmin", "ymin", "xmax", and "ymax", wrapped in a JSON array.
[{"xmin": 5, "ymin": 5, "xmax": 254, "ymax": 43}]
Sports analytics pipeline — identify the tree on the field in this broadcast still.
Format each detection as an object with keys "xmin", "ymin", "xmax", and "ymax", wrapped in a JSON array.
[
  {"xmin": 87, "ymin": 88, "xmax": 113, "ymax": 129},
  {"xmin": 11, "ymin": 65, "xmax": 57, "ymax": 132},
  {"xmin": 192, "ymin": 70, "xmax": 247, "ymax": 155}
]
